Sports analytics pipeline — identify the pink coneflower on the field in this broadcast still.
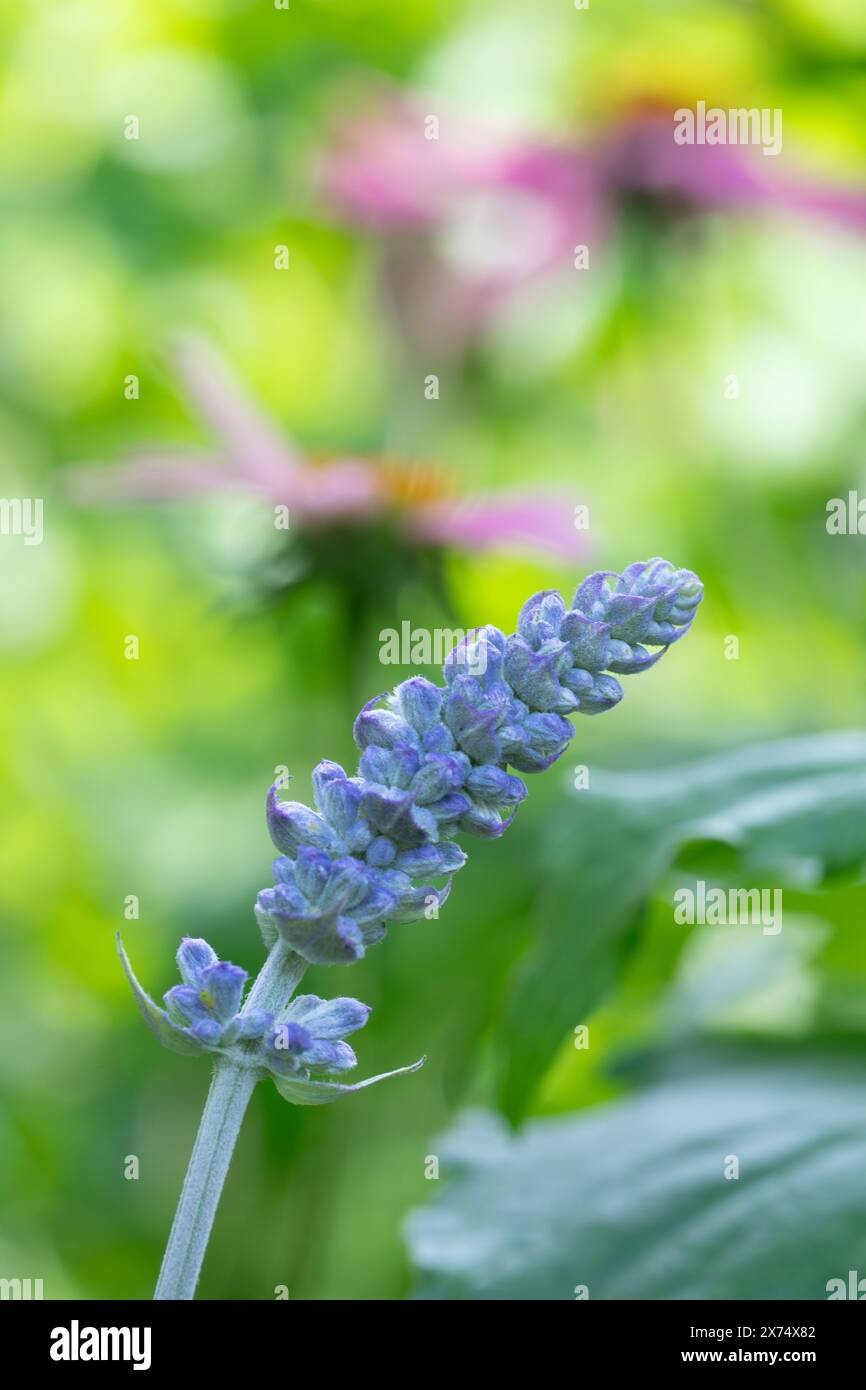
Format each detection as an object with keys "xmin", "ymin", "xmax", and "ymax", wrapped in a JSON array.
[
  {"xmin": 68, "ymin": 334, "xmax": 584, "ymax": 565},
  {"xmin": 317, "ymin": 87, "xmax": 866, "ymax": 352}
]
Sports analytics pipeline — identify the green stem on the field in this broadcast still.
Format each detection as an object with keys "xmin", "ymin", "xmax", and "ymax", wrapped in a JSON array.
[
  {"xmin": 154, "ymin": 941, "xmax": 306, "ymax": 1300},
  {"xmin": 153, "ymin": 1058, "xmax": 256, "ymax": 1301},
  {"xmin": 243, "ymin": 939, "xmax": 307, "ymax": 1017}
]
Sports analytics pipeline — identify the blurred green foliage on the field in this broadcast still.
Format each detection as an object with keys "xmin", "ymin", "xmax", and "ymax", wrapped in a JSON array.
[
  {"xmin": 409, "ymin": 1045, "xmax": 866, "ymax": 1299},
  {"xmin": 1, "ymin": 0, "xmax": 865, "ymax": 1299}
]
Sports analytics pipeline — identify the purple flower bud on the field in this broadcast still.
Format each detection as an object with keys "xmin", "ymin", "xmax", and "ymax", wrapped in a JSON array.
[
  {"xmin": 122, "ymin": 935, "xmax": 273, "ymax": 1059},
  {"xmin": 261, "ymin": 994, "xmax": 372, "ymax": 1080},
  {"xmin": 176, "ymin": 938, "xmax": 218, "ymax": 989},
  {"xmin": 516, "ymin": 589, "xmax": 567, "ymax": 646},
  {"xmin": 410, "ymin": 753, "xmax": 466, "ymax": 803},
  {"xmin": 367, "ymin": 835, "xmax": 398, "ymax": 868},
  {"xmin": 393, "ymin": 677, "xmax": 443, "ymax": 733},
  {"xmin": 603, "ymin": 592, "xmax": 656, "ymax": 644},
  {"xmin": 267, "ymin": 785, "xmax": 339, "ymax": 856},
  {"xmin": 255, "ymin": 848, "xmax": 396, "ymax": 965},
  {"xmin": 353, "ymin": 696, "xmax": 412, "ymax": 751},
  {"xmin": 503, "ymin": 634, "xmax": 574, "ymax": 712},
  {"xmin": 577, "ymin": 673, "xmax": 624, "ymax": 715},
  {"xmin": 312, "ymin": 761, "xmax": 363, "ymax": 835},
  {"xmin": 199, "ymin": 961, "xmax": 247, "ymax": 1023},
  {"xmin": 466, "ymin": 765, "xmax": 527, "ymax": 805}
]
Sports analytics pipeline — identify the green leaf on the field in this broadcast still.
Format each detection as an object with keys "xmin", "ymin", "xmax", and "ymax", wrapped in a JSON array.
[
  {"xmin": 498, "ymin": 733, "xmax": 866, "ymax": 1119},
  {"xmin": 499, "ymin": 800, "xmax": 669, "ymax": 1119},
  {"xmin": 597, "ymin": 736, "xmax": 866, "ymax": 884},
  {"xmin": 271, "ymin": 1056, "xmax": 425, "ymax": 1105},
  {"xmin": 116, "ymin": 933, "xmax": 205, "ymax": 1057},
  {"xmin": 409, "ymin": 1051, "xmax": 866, "ymax": 1300}
]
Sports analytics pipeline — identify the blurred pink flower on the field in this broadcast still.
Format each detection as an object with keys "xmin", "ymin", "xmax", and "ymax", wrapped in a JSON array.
[
  {"xmin": 408, "ymin": 492, "xmax": 582, "ymax": 554},
  {"xmin": 317, "ymin": 92, "xmax": 603, "ymax": 351},
  {"xmin": 318, "ymin": 95, "xmax": 598, "ymax": 275},
  {"xmin": 317, "ymin": 90, "xmax": 866, "ymax": 349},
  {"xmin": 602, "ymin": 110, "xmax": 866, "ymax": 232},
  {"xmin": 67, "ymin": 335, "xmax": 583, "ymax": 564}
]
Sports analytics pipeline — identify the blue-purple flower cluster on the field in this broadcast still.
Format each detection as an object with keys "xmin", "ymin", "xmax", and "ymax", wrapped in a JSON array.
[
  {"xmin": 263, "ymin": 994, "xmax": 371, "ymax": 1078},
  {"xmin": 122, "ymin": 560, "xmax": 700, "ymax": 1100},
  {"xmin": 163, "ymin": 938, "xmax": 272, "ymax": 1049},
  {"xmin": 256, "ymin": 558, "xmax": 703, "ymax": 968},
  {"xmin": 119, "ymin": 935, "xmax": 375, "ymax": 1086}
]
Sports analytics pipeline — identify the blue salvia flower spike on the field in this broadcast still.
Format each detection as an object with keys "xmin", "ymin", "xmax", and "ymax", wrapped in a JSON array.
[
  {"xmin": 123, "ymin": 557, "xmax": 701, "ymax": 1300},
  {"xmin": 257, "ymin": 557, "xmax": 703, "ymax": 970}
]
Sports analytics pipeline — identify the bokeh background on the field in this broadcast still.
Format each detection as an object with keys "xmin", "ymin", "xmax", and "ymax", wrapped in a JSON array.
[{"xmin": 2, "ymin": 0, "xmax": 866, "ymax": 1300}]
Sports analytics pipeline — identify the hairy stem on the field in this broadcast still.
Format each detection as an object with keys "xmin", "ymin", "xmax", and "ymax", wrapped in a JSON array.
[
  {"xmin": 154, "ymin": 941, "xmax": 306, "ymax": 1300},
  {"xmin": 153, "ymin": 1058, "xmax": 256, "ymax": 1301},
  {"xmin": 238, "ymin": 943, "xmax": 304, "ymax": 1023}
]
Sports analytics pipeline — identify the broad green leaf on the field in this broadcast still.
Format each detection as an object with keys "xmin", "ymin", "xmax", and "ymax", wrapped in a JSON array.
[
  {"xmin": 594, "ymin": 731, "xmax": 866, "ymax": 821},
  {"xmin": 499, "ymin": 733, "xmax": 866, "ymax": 1119},
  {"xmin": 499, "ymin": 800, "xmax": 669, "ymax": 1118},
  {"xmin": 409, "ymin": 1051, "xmax": 866, "ymax": 1300}
]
